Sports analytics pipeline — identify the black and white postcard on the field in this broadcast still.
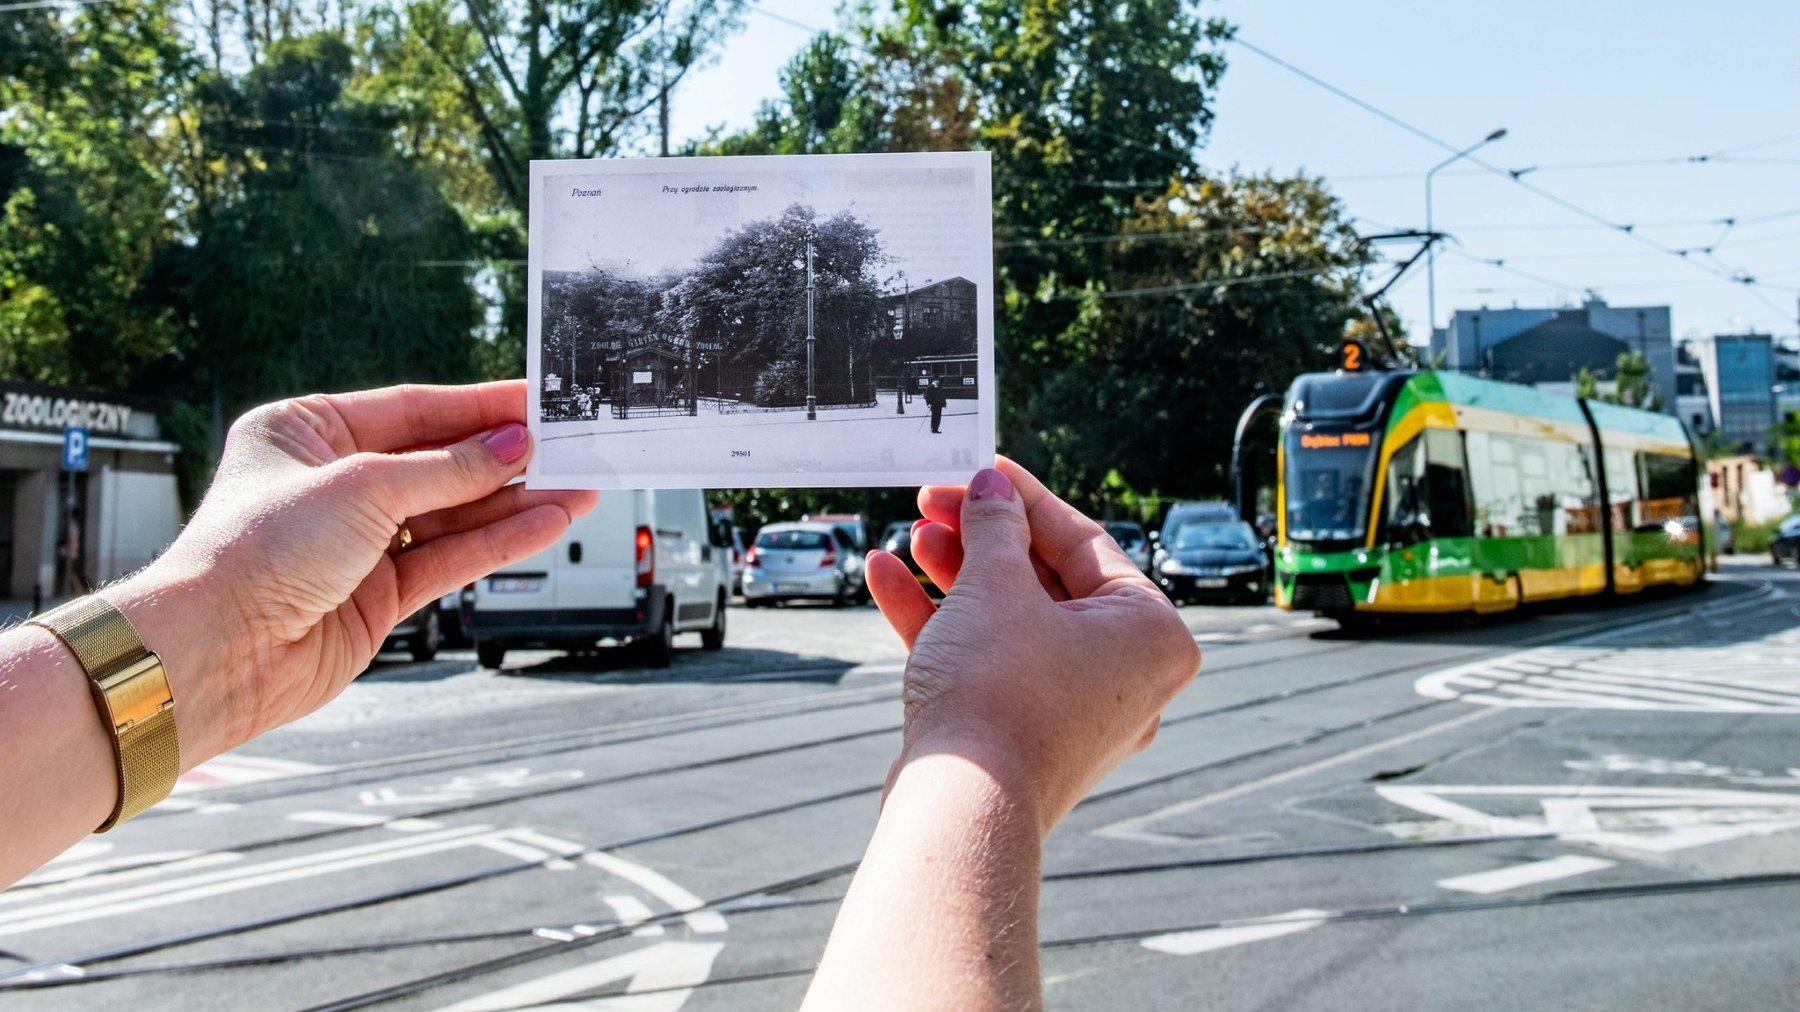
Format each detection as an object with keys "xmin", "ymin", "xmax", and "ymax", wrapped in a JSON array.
[{"xmin": 525, "ymin": 151, "xmax": 995, "ymax": 489}]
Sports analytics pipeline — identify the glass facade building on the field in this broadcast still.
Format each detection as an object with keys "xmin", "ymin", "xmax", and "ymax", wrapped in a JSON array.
[{"xmin": 1699, "ymin": 334, "xmax": 1777, "ymax": 454}]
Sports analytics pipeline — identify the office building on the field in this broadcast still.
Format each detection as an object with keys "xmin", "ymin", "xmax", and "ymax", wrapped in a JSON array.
[
  {"xmin": 1431, "ymin": 296, "xmax": 1675, "ymax": 412},
  {"xmin": 1694, "ymin": 333, "xmax": 1778, "ymax": 454}
]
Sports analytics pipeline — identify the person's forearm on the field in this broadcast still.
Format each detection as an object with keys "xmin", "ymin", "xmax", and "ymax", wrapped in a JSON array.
[
  {"xmin": 0, "ymin": 625, "xmax": 118, "ymax": 885},
  {"xmin": 0, "ymin": 567, "xmax": 236, "ymax": 888},
  {"xmin": 804, "ymin": 748, "xmax": 1045, "ymax": 1011}
]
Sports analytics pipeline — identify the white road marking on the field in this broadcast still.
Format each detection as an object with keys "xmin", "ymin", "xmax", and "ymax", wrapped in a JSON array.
[
  {"xmin": 1141, "ymin": 909, "xmax": 1330, "ymax": 955},
  {"xmin": 603, "ymin": 895, "xmax": 666, "ymax": 937},
  {"xmin": 0, "ymin": 825, "xmax": 494, "ymax": 938},
  {"xmin": 288, "ymin": 811, "xmax": 388, "ymax": 827},
  {"xmin": 44, "ymin": 842, "xmax": 111, "ymax": 865},
  {"xmin": 1436, "ymin": 855, "xmax": 1616, "ymax": 895},
  {"xmin": 478, "ymin": 837, "xmax": 572, "ymax": 869},
  {"xmin": 434, "ymin": 940, "xmax": 724, "ymax": 1012},
  {"xmin": 1094, "ymin": 707, "xmax": 1503, "ymax": 845},
  {"xmin": 582, "ymin": 853, "xmax": 728, "ymax": 934},
  {"xmin": 173, "ymin": 754, "xmax": 328, "ymax": 794},
  {"xmin": 4, "ymin": 852, "xmax": 241, "ymax": 903},
  {"xmin": 1416, "ymin": 627, "xmax": 1800, "ymax": 713},
  {"xmin": 1378, "ymin": 784, "xmax": 1800, "ymax": 854}
]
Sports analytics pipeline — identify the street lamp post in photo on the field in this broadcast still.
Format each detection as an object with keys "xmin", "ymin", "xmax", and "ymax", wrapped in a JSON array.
[
  {"xmin": 1425, "ymin": 127, "xmax": 1507, "ymax": 352},
  {"xmin": 805, "ymin": 228, "xmax": 817, "ymax": 421}
]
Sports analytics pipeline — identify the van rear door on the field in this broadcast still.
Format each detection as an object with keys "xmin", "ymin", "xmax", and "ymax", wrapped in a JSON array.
[
  {"xmin": 555, "ymin": 490, "xmax": 642, "ymax": 630},
  {"xmin": 653, "ymin": 490, "xmax": 718, "ymax": 631}
]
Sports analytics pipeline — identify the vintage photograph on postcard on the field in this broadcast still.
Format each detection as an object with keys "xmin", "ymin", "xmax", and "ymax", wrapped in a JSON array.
[{"xmin": 525, "ymin": 151, "xmax": 994, "ymax": 490}]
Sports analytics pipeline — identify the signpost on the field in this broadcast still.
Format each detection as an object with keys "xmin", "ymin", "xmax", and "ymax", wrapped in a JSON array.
[{"xmin": 61, "ymin": 426, "xmax": 88, "ymax": 473}]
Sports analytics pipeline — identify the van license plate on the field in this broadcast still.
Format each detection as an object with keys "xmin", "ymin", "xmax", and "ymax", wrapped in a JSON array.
[
  {"xmin": 489, "ymin": 577, "xmax": 543, "ymax": 593},
  {"xmin": 1194, "ymin": 578, "xmax": 1229, "ymax": 588}
]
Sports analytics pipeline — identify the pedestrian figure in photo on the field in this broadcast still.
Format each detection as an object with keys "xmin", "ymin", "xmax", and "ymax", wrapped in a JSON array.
[{"xmin": 926, "ymin": 379, "xmax": 946, "ymax": 433}]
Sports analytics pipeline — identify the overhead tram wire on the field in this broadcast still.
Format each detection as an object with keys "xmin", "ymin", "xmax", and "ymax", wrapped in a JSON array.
[{"xmin": 1229, "ymin": 36, "xmax": 1797, "ymax": 309}]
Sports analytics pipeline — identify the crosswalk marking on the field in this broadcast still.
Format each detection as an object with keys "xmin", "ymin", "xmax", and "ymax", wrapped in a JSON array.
[
  {"xmin": 1416, "ymin": 628, "xmax": 1800, "ymax": 713},
  {"xmin": 173, "ymin": 753, "xmax": 329, "ymax": 794}
]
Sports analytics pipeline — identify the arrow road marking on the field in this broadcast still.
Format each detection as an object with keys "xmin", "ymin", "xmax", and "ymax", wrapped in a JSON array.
[
  {"xmin": 1436, "ymin": 855, "xmax": 1616, "ymax": 895},
  {"xmin": 1378, "ymin": 784, "xmax": 1800, "ymax": 854}
]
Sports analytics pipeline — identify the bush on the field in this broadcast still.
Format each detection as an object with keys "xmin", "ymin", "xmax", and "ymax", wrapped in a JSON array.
[{"xmin": 1732, "ymin": 518, "xmax": 1783, "ymax": 555}]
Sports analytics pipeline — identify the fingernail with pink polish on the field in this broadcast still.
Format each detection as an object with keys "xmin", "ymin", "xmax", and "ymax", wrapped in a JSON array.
[
  {"xmin": 967, "ymin": 468, "xmax": 1013, "ymax": 502},
  {"xmin": 483, "ymin": 423, "xmax": 529, "ymax": 464}
]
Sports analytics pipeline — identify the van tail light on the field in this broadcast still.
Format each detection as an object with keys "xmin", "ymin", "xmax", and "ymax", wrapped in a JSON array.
[
  {"xmin": 819, "ymin": 546, "xmax": 838, "ymax": 568},
  {"xmin": 744, "ymin": 547, "xmax": 760, "ymax": 567},
  {"xmin": 635, "ymin": 526, "xmax": 654, "ymax": 586}
]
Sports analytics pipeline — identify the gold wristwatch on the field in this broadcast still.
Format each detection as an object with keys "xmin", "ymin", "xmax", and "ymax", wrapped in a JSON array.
[{"xmin": 29, "ymin": 596, "xmax": 181, "ymax": 831}]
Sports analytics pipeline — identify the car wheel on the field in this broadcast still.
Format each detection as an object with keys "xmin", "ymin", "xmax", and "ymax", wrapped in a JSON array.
[
  {"xmin": 832, "ymin": 578, "xmax": 848, "ymax": 607},
  {"xmin": 701, "ymin": 593, "xmax": 726, "ymax": 650},
  {"xmin": 409, "ymin": 608, "xmax": 441, "ymax": 662},
  {"xmin": 644, "ymin": 610, "xmax": 675, "ymax": 668},
  {"xmin": 476, "ymin": 640, "xmax": 507, "ymax": 670}
]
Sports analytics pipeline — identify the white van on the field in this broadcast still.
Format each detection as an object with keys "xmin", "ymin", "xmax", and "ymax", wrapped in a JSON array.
[{"xmin": 462, "ymin": 489, "xmax": 729, "ymax": 670}]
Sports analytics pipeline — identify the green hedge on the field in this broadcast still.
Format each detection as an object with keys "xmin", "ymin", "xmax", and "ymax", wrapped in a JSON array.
[{"xmin": 1733, "ymin": 518, "xmax": 1785, "ymax": 554}]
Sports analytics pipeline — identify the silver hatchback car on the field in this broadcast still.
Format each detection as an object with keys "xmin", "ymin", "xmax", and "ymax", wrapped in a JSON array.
[{"xmin": 742, "ymin": 522, "xmax": 867, "ymax": 606}]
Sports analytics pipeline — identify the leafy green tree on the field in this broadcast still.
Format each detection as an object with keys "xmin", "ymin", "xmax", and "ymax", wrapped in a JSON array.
[
  {"xmin": 1574, "ymin": 351, "xmax": 1662, "ymax": 411},
  {"xmin": 163, "ymin": 34, "xmax": 479, "ymax": 437},
  {"xmin": 0, "ymin": 2, "xmax": 193, "ymax": 387}
]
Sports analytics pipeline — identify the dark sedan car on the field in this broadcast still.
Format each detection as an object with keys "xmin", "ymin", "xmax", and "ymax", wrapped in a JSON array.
[
  {"xmin": 1770, "ymin": 514, "xmax": 1800, "ymax": 567},
  {"xmin": 1153, "ymin": 519, "xmax": 1269, "ymax": 605},
  {"xmin": 880, "ymin": 524, "xmax": 942, "ymax": 598}
]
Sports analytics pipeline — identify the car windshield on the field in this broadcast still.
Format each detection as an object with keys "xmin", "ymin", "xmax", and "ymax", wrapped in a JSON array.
[
  {"xmin": 1171, "ymin": 522, "xmax": 1256, "ymax": 551},
  {"xmin": 757, "ymin": 530, "xmax": 831, "ymax": 550},
  {"xmin": 1284, "ymin": 429, "xmax": 1378, "ymax": 544}
]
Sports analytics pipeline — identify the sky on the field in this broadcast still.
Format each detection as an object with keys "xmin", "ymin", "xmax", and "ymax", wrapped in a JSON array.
[{"xmin": 662, "ymin": 0, "xmax": 1796, "ymax": 346}]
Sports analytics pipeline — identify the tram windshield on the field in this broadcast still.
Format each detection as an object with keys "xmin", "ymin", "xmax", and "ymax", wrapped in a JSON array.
[{"xmin": 1284, "ymin": 429, "xmax": 1378, "ymax": 545}]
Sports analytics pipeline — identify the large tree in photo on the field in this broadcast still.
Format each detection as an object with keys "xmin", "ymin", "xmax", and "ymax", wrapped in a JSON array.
[{"xmin": 672, "ymin": 204, "xmax": 885, "ymax": 405}]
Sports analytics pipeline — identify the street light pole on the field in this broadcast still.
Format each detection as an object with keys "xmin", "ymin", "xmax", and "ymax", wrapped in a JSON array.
[
  {"xmin": 805, "ymin": 229, "xmax": 817, "ymax": 421},
  {"xmin": 1426, "ymin": 127, "xmax": 1507, "ymax": 361}
]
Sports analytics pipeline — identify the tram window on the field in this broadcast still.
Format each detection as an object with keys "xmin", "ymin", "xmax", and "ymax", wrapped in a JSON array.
[
  {"xmin": 1466, "ymin": 430, "xmax": 1523, "ymax": 538},
  {"xmin": 1383, "ymin": 437, "xmax": 1426, "ymax": 543},
  {"xmin": 1601, "ymin": 445, "xmax": 1638, "ymax": 531},
  {"xmin": 1423, "ymin": 429, "xmax": 1473, "ymax": 538},
  {"xmin": 1638, "ymin": 453, "xmax": 1697, "ymax": 526}
]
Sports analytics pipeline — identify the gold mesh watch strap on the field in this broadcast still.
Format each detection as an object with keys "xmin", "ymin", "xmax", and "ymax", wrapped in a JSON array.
[{"xmin": 29, "ymin": 596, "xmax": 180, "ymax": 832}]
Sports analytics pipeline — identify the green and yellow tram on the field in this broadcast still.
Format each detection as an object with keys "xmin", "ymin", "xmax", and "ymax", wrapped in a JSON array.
[{"xmin": 1273, "ymin": 364, "xmax": 1705, "ymax": 621}]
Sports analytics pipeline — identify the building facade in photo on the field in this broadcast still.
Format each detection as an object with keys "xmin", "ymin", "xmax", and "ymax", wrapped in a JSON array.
[
  {"xmin": 1693, "ymin": 333, "xmax": 1779, "ymax": 454},
  {"xmin": 0, "ymin": 381, "xmax": 183, "ymax": 601},
  {"xmin": 1431, "ymin": 296, "xmax": 1675, "ymax": 412},
  {"xmin": 879, "ymin": 276, "xmax": 977, "ymax": 340}
]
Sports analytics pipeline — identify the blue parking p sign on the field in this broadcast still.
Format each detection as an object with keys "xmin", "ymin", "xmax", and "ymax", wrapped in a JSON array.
[{"xmin": 62, "ymin": 426, "xmax": 89, "ymax": 472}]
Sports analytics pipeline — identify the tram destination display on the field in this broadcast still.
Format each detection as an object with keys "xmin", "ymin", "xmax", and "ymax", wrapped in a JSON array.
[{"xmin": 525, "ymin": 151, "xmax": 995, "ymax": 490}]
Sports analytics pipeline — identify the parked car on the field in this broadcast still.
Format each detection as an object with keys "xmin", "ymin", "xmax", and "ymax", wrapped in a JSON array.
[
  {"xmin": 1770, "ymin": 514, "xmax": 1800, "ymax": 567},
  {"xmin": 463, "ymin": 489, "xmax": 728, "ymax": 670},
  {"xmin": 742, "ymin": 522, "xmax": 867, "ymax": 606},
  {"xmin": 380, "ymin": 600, "xmax": 443, "ymax": 662},
  {"xmin": 1103, "ymin": 521, "xmax": 1153, "ymax": 575},
  {"xmin": 802, "ymin": 513, "xmax": 871, "ymax": 554},
  {"xmin": 1154, "ymin": 517, "xmax": 1269, "ymax": 605},
  {"xmin": 880, "ymin": 522, "xmax": 941, "ymax": 598}
]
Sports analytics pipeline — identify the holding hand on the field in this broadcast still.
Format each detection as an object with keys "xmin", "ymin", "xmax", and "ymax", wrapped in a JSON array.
[
  {"xmin": 867, "ymin": 458, "xmax": 1200, "ymax": 832},
  {"xmin": 807, "ymin": 459, "xmax": 1198, "ymax": 1011},
  {"xmin": 110, "ymin": 381, "xmax": 596, "ymax": 765}
]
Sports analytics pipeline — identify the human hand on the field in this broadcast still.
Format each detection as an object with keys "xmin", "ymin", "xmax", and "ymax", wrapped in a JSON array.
[
  {"xmin": 864, "ymin": 458, "xmax": 1199, "ymax": 836},
  {"xmin": 104, "ymin": 381, "xmax": 595, "ymax": 766}
]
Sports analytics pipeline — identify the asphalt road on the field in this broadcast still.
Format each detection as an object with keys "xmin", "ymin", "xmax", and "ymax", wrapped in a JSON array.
[{"xmin": 4, "ymin": 561, "xmax": 1797, "ymax": 1010}]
